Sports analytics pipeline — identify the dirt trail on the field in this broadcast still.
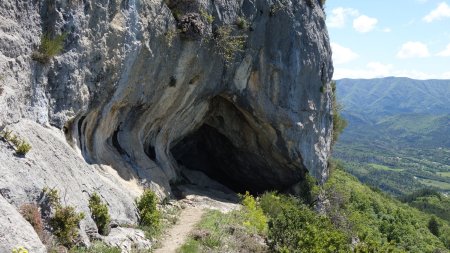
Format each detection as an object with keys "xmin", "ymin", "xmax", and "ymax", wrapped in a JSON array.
[
  {"xmin": 155, "ymin": 170, "xmax": 241, "ymax": 252},
  {"xmin": 154, "ymin": 206, "xmax": 206, "ymax": 253}
]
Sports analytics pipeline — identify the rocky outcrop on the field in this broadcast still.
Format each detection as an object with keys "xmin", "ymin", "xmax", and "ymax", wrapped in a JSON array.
[
  {"xmin": 0, "ymin": 0, "xmax": 333, "ymax": 249},
  {"xmin": 0, "ymin": 195, "xmax": 46, "ymax": 253}
]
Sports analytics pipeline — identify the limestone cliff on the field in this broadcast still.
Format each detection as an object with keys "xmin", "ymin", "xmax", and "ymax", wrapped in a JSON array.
[{"xmin": 0, "ymin": 0, "xmax": 333, "ymax": 250}]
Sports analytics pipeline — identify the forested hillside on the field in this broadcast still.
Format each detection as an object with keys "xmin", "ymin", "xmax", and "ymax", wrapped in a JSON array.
[{"xmin": 334, "ymin": 77, "xmax": 450, "ymax": 196}]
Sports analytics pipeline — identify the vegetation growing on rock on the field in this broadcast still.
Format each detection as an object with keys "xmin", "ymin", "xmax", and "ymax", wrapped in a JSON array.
[
  {"xmin": 0, "ymin": 129, "xmax": 32, "ymax": 156},
  {"xmin": 31, "ymin": 33, "xmax": 66, "ymax": 64},
  {"xmin": 43, "ymin": 188, "xmax": 85, "ymax": 247},
  {"xmin": 88, "ymin": 193, "xmax": 111, "ymax": 235},
  {"xmin": 136, "ymin": 189, "xmax": 161, "ymax": 237}
]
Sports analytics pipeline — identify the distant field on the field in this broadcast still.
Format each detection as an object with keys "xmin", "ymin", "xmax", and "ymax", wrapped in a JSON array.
[
  {"xmin": 369, "ymin": 163, "xmax": 403, "ymax": 171},
  {"xmin": 419, "ymin": 179, "xmax": 450, "ymax": 191},
  {"xmin": 437, "ymin": 172, "xmax": 450, "ymax": 178}
]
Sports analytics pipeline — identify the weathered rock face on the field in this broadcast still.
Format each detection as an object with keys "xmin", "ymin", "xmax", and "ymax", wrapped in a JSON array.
[{"xmin": 0, "ymin": 0, "xmax": 333, "ymax": 249}]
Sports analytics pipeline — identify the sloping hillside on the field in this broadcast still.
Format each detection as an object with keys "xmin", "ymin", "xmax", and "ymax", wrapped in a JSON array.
[{"xmin": 334, "ymin": 77, "xmax": 450, "ymax": 196}]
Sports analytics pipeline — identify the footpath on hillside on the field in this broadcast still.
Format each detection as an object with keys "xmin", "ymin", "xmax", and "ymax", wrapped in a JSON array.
[{"xmin": 155, "ymin": 169, "xmax": 240, "ymax": 252}]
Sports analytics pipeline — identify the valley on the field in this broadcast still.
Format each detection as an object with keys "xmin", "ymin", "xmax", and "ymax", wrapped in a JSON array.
[{"xmin": 334, "ymin": 77, "xmax": 450, "ymax": 196}]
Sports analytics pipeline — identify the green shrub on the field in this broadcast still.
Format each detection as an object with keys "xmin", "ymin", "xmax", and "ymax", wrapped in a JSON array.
[
  {"xmin": 262, "ymin": 193, "xmax": 349, "ymax": 253},
  {"xmin": 331, "ymin": 81, "xmax": 348, "ymax": 146},
  {"xmin": 428, "ymin": 216, "xmax": 441, "ymax": 237},
  {"xmin": 235, "ymin": 16, "xmax": 249, "ymax": 30},
  {"xmin": 43, "ymin": 188, "xmax": 85, "ymax": 247},
  {"xmin": 200, "ymin": 9, "xmax": 214, "ymax": 24},
  {"xmin": 88, "ymin": 193, "xmax": 111, "ymax": 235},
  {"xmin": 240, "ymin": 191, "xmax": 267, "ymax": 234},
  {"xmin": 32, "ymin": 33, "xmax": 66, "ymax": 64},
  {"xmin": 50, "ymin": 206, "xmax": 85, "ymax": 247},
  {"xmin": 16, "ymin": 141, "xmax": 32, "ymax": 156},
  {"xmin": 214, "ymin": 26, "xmax": 246, "ymax": 64},
  {"xmin": 136, "ymin": 189, "xmax": 161, "ymax": 229},
  {"xmin": 0, "ymin": 129, "xmax": 32, "ymax": 156}
]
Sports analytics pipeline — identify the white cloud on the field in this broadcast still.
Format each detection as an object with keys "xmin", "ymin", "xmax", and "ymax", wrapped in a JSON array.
[
  {"xmin": 417, "ymin": 0, "xmax": 429, "ymax": 3},
  {"xmin": 333, "ymin": 62, "xmax": 393, "ymax": 79},
  {"xmin": 327, "ymin": 7, "xmax": 359, "ymax": 28},
  {"xmin": 353, "ymin": 15, "xmax": 378, "ymax": 33},
  {"xmin": 423, "ymin": 2, "xmax": 450, "ymax": 22},
  {"xmin": 382, "ymin": 28, "xmax": 392, "ymax": 33},
  {"xmin": 437, "ymin": 43, "xmax": 450, "ymax": 56},
  {"xmin": 333, "ymin": 62, "xmax": 440, "ymax": 80},
  {"xmin": 442, "ymin": 71, "xmax": 450, "ymax": 78},
  {"xmin": 396, "ymin": 41, "xmax": 430, "ymax": 58},
  {"xmin": 331, "ymin": 42, "xmax": 359, "ymax": 64}
]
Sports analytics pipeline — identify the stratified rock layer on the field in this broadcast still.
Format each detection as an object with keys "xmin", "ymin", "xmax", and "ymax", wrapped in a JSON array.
[{"xmin": 0, "ymin": 0, "xmax": 333, "ymax": 249}]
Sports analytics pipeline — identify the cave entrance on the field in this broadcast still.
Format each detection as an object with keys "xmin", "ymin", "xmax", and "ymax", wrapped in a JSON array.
[{"xmin": 170, "ymin": 97, "xmax": 303, "ymax": 195}]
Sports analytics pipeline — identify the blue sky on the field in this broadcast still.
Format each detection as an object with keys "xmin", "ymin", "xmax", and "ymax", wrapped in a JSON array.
[{"xmin": 325, "ymin": 0, "xmax": 450, "ymax": 79}]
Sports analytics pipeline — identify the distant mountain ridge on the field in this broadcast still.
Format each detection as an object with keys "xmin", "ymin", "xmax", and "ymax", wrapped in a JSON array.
[
  {"xmin": 337, "ymin": 77, "xmax": 450, "ymax": 119},
  {"xmin": 336, "ymin": 77, "xmax": 450, "ymax": 148}
]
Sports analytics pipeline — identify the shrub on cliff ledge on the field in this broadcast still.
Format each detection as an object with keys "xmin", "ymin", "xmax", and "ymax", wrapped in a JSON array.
[
  {"xmin": 32, "ymin": 33, "xmax": 66, "ymax": 64},
  {"xmin": 43, "ymin": 188, "xmax": 85, "ymax": 247},
  {"xmin": 88, "ymin": 193, "xmax": 111, "ymax": 235},
  {"xmin": 214, "ymin": 26, "xmax": 246, "ymax": 64}
]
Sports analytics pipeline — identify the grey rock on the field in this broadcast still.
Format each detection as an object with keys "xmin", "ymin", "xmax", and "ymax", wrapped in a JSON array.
[
  {"xmin": 0, "ymin": 0, "xmax": 333, "ymax": 247},
  {"xmin": 0, "ymin": 195, "xmax": 46, "ymax": 253},
  {"xmin": 0, "ymin": 120, "xmax": 141, "ymax": 246},
  {"xmin": 101, "ymin": 227, "xmax": 152, "ymax": 252}
]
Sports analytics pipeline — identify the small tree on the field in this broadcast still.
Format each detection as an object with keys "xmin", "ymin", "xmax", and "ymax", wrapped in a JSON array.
[
  {"xmin": 43, "ymin": 188, "xmax": 85, "ymax": 247},
  {"xmin": 428, "ymin": 216, "xmax": 440, "ymax": 237},
  {"xmin": 331, "ymin": 81, "xmax": 347, "ymax": 147},
  {"xmin": 88, "ymin": 193, "xmax": 111, "ymax": 235},
  {"xmin": 136, "ymin": 189, "xmax": 161, "ymax": 228}
]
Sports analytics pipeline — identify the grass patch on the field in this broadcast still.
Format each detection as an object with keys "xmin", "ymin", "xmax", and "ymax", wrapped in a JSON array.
[
  {"xmin": 369, "ymin": 163, "xmax": 404, "ymax": 171},
  {"xmin": 437, "ymin": 172, "xmax": 450, "ymax": 178},
  {"xmin": 178, "ymin": 194, "xmax": 269, "ymax": 253},
  {"xmin": 177, "ymin": 238, "xmax": 200, "ymax": 253},
  {"xmin": 419, "ymin": 179, "xmax": 450, "ymax": 190}
]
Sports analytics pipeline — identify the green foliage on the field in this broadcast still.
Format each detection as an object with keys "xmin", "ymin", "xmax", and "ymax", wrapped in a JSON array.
[
  {"xmin": 324, "ymin": 165, "xmax": 450, "ymax": 252},
  {"xmin": 50, "ymin": 206, "xmax": 85, "ymax": 247},
  {"xmin": 261, "ymin": 193, "xmax": 349, "ymax": 253},
  {"xmin": 16, "ymin": 141, "xmax": 32, "ymax": 156},
  {"xmin": 0, "ymin": 129, "xmax": 32, "ymax": 156},
  {"xmin": 88, "ymin": 193, "xmax": 111, "ymax": 235},
  {"xmin": 400, "ymin": 189, "xmax": 450, "ymax": 221},
  {"xmin": 199, "ymin": 9, "xmax": 214, "ymax": 24},
  {"xmin": 11, "ymin": 247, "xmax": 28, "ymax": 253},
  {"xmin": 177, "ymin": 238, "xmax": 201, "ymax": 253},
  {"xmin": 32, "ymin": 33, "xmax": 66, "ymax": 64},
  {"xmin": 331, "ymin": 81, "xmax": 347, "ymax": 146},
  {"xmin": 428, "ymin": 216, "xmax": 441, "ymax": 237},
  {"xmin": 235, "ymin": 16, "xmax": 249, "ymax": 30},
  {"xmin": 43, "ymin": 188, "xmax": 85, "ymax": 247},
  {"xmin": 179, "ymin": 194, "xmax": 270, "ymax": 252},
  {"xmin": 69, "ymin": 241, "xmax": 121, "ymax": 253},
  {"xmin": 136, "ymin": 189, "xmax": 161, "ymax": 231},
  {"xmin": 239, "ymin": 191, "xmax": 267, "ymax": 234},
  {"xmin": 214, "ymin": 26, "xmax": 246, "ymax": 64}
]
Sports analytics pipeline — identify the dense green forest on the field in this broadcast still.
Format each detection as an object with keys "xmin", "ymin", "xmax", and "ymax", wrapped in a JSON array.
[{"xmin": 179, "ymin": 164, "xmax": 450, "ymax": 253}]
